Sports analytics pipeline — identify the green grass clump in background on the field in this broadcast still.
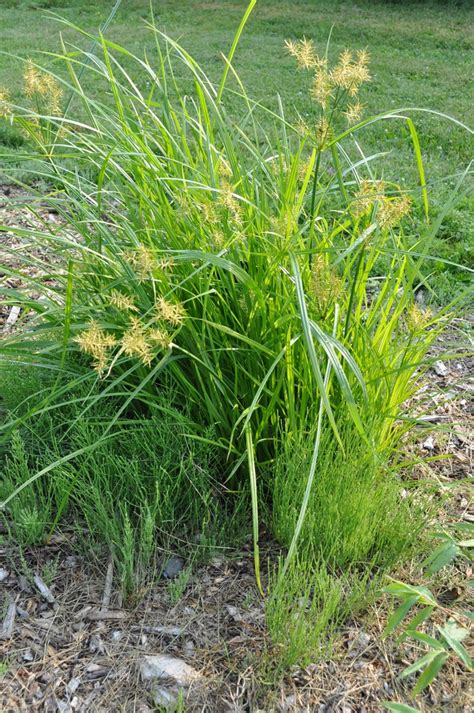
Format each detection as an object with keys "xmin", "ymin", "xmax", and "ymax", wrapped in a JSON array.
[{"xmin": 0, "ymin": 0, "xmax": 472, "ymax": 296}]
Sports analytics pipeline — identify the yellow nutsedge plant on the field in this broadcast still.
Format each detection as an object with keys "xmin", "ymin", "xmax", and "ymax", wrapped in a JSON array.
[
  {"xmin": 201, "ymin": 200, "xmax": 220, "ymax": 226},
  {"xmin": 218, "ymin": 180, "xmax": 243, "ymax": 226},
  {"xmin": 351, "ymin": 180, "xmax": 412, "ymax": 229},
  {"xmin": 377, "ymin": 193, "xmax": 412, "ymax": 229},
  {"xmin": 351, "ymin": 179, "xmax": 386, "ymax": 218},
  {"xmin": 148, "ymin": 328, "xmax": 171, "ymax": 350},
  {"xmin": 24, "ymin": 60, "xmax": 63, "ymax": 115},
  {"xmin": 284, "ymin": 37, "xmax": 327, "ymax": 72},
  {"xmin": 156, "ymin": 256, "xmax": 175, "ymax": 271},
  {"xmin": 343, "ymin": 101, "xmax": 365, "ymax": 125}
]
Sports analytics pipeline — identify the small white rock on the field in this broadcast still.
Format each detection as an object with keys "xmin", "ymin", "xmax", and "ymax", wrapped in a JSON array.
[
  {"xmin": 0, "ymin": 568, "xmax": 9, "ymax": 582},
  {"xmin": 22, "ymin": 648, "xmax": 34, "ymax": 662},
  {"xmin": 422, "ymin": 435, "xmax": 435, "ymax": 451},
  {"xmin": 433, "ymin": 360, "xmax": 448, "ymax": 377},
  {"xmin": 140, "ymin": 654, "xmax": 202, "ymax": 686}
]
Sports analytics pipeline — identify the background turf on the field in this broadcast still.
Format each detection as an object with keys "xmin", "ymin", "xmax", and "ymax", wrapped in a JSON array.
[{"xmin": 1, "ymin": 0, "xmax": 472, "ymax": 297}]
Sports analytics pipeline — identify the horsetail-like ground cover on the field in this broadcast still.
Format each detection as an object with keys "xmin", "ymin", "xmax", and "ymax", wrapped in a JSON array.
[{"xmin": 0, "ymin": 0, "xmax": 472, "ymax": 702}]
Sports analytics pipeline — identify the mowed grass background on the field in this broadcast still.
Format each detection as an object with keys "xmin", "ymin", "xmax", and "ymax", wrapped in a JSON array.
[{"xmin": 0, "ymin": 0, "xmax": 473, "ymax": 296}]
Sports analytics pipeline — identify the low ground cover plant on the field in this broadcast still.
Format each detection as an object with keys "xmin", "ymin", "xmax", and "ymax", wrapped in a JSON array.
[{"xmin": 0, "ymin": 1, "xmax": 471, "ymax": 667}]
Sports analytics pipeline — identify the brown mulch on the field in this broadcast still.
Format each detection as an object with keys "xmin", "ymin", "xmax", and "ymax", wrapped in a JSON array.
[{"xmin": 0, "ymin": 189, "xmax": 473, "ymax": 712}]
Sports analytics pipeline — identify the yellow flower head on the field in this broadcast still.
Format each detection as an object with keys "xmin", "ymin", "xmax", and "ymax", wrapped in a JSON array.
[
  {"xmin": 378, "ymin": 193, "xmax": 412, "ymax": 229},
  {"xmin": 156, "ymin": 256, "xmax": 175, "ymax": 271},
  {"xmin": 74, "ymin": 321, "xmax": 117, "ymax": 373},
  {"xmin": 148, "ymin": 328, "xmax": 171, "ymax": 349},
  {"xmin": 351, "ymin": 179, "xmax": 385, "ymax": 218},
  {"xmin": 108, "ymin": 289, "xmax": 137, "ymax": 312},
  {"xmin": 24, "ymin": 60, "xmax": 43, "ymax": 97},
  {"xmin": 331, "ymin": 48, "xmax": 371, "ymax": 94},
  {"xmin": 285, "ymin": 37, "xmax": 321, "ymax": 70},
  {"xmin": 270, "ymin": 207, "xmax": 298, "ymax": 238},
  {"xmin": 217, "ymin": 158, "xmax": 232, "ymax": 178},
  {"xmin": 43, "ymin": 74, "xmax": 63, "ymax": 114},
  {"xmin": 309, "ymin": 255, "xmax": 343, "ymax": 314},
  {"xmin": 406, "ymin": 304, "xmax": 433, "ymax": 333},
  {"xmin": 356, "ymin": 48, "xmax": 370, "ymax": 68},
  {"xmin": 121, "ymin": 317, "xmax": 153, "ymax": 365},
  {"xmin": 311, "ymin": 69, "xmax": 333, "ymax": 108},
  {"xmin": 211, "ymin": 229, "xmax": 225, "ymax": 248},
  {"xmin": 124, "ymin": 246, "xmax": 156, "ymax": 281},
  {"xmin": 201, "ymin": 201, "xmax": 219, "ymax": 226},
  {"xmin": 24, "ymin": 61, "xmax": 63, "ymax": 113},
  {"xmin": 0, "ymin": 87, "xmax": 10, "ymax": 118},
  {"xmin": 156, "ymin": 297, "xmax": 186, "ymax": 326},
  {"xmin": 219, "ymin": 181, "xmax": 243, "ymax": 225},
  {"xmin": 344, "ymin": 101, "xmax": 364, "ymax": 126},
  {"xmin": 295, "ymin": 118, "xmax": 310, "ymax": 138}
]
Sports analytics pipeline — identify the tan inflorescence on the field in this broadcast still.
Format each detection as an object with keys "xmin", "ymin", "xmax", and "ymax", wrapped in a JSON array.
[
  {"xmin": 156, "ymin": 297, "xmax": 186, "ymax": 327},
  {"xmin": 377, "ymin": 193, "xmax": 412, "ymax": 229},
  {"xmin": 406, "ymin": 303, "xmax": 433, "ymax": 333},
  {"xmin": 352, "ymin": 179, "xmax": 386, "ymax": 218},
  {"xmin": 309, "ymin": 255, "xmax": 343, "ymax": 315},
  {"xmin": 352, "ymin": 180, "xmax": 412, "ymax": 229},
  {"xmin": 219, "ymin": 181, "xmax": 243, "ymax": 225},
  {"xmin": 0, "ymin": 87, "xmax": 11, "ymax": 118},
  {"xmin": 343, "ymin": 101, "xmax": 365, "ymax": 125},
  {"xmin": 24, "ymin": 60, "xmax": 63, "ymax": 114},
  {"xmin": 74, "ymin": 321, "xmax": 117, "ymax": 374},
  {"xmin": 124, "ymin": 246, "xmax": 157, "ymax": 281},
  {"xmin": 121, "ymin": 317, "xmax": 154, "ymax": 366},
  {"xmin": 286, "ymin": 39, "xmax": 370, "ymax": 127},
  {"xmin": 108, "ymin": 290, "xmax": 137, "ymax": 312}
]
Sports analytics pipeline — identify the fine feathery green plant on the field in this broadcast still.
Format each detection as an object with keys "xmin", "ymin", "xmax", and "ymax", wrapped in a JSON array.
[
  {"xmin": 0, "ymin": 366, "xmax": 239, "ymax": 596},
  {"xmin": 0, "ymin": 2, "xmax": 472, "ymax": 598}
]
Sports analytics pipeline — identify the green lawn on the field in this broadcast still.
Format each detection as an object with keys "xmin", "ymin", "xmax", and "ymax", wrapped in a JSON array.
[{"xmin": 1, "ymin": 0, "xmax": 473, "ymax": 295}]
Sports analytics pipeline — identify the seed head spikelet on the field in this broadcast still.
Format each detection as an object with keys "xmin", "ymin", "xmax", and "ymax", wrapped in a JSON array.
[
  {"xmin": 108, "ymin": 290, "xmax": 137, "ymax": 312},
  {"xmin": 121, "ymin": 317, "xmax": 153, "ymax": 365},
  {"xmin": 74, "ymin": 321, "xmax": 117, "ymax": 373},
  {"xmin": 0, "ymin": 88, "xmax": 10, "ymax": 118},
  {"xmin": 156, "ymin": 297, "xmax": 186, "ymax": 326},
  {"xmin": 378, "ymin": 194, "xmax": 412, "ymax": 228},
  {"xmin": 406, "ymin": 304, "xmax": 433, "ymax": 332}
]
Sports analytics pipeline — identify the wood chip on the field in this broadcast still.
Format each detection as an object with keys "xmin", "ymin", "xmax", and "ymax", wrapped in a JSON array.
[
  {"xmin": 0, "ymin": 595, "xmax": 16, "ymax": 639},
  {"xmin": 2, "ymin": 305, "xmax": 20, "ymax": 333},
  {"xmin": 130, "ymin": 625, "xmax": 184, "ymax": 637},
  {"xmin": 85, "ymin": 609, "xmax": 128, "ymax": 621},
  {"xmin": 33, "ymin": 574, "xmax": 56, "ymax": 605},
  {"xmin": 100, "ymin": 557, "xmax": 114, "ymax": 612}
]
